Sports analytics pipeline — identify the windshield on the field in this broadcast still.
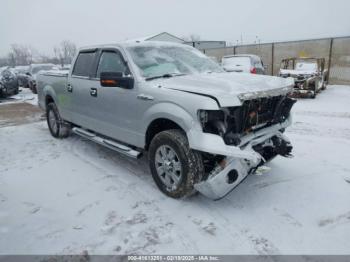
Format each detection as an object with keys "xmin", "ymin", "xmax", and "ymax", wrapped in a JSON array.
[
  {"xmin": 295, "ymin": 61, "xmax": 317, "ymax": 71},
  {"xmin": 32, "ymin": 65, "xmax": 55, "ymax": 74},
  {"xmin": 222, "ymin": 56, "xmax": 251, "ymax": 67},
  {"xmin": 127, "ymin": 45, "xmax": 224, "ymax": 79}
]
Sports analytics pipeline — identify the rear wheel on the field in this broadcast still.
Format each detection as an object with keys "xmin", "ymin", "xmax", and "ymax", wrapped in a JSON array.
[
  {"xmin": 0, "ymin": 87, "xmax": 7, "ymax": 98},
  {"xmin": 321, "ymin": 78, "xmax": 327, "ymax": 90},
  {"xmin": 46, "ymin": 102, "xmax": 70, "ymax": 138},
  {"xmin": 149, "ymin": 129, "xmax": 204, "ymax": 198}
]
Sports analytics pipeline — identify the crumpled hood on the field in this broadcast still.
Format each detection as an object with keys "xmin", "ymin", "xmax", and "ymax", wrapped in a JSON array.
[
  {"xmin": 152, "ymin": 72, "xmax": 294, "ymax": 107},
  {"xmin": 280, "ymin": 69, "xmax": 317, "ymax": 76}
]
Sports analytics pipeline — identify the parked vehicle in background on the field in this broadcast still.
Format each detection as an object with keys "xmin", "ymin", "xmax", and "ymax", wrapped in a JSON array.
[
  {"xmin": 221, "ymin": 54, "xmax": 266, "ymax": 75},
  {"xmin": 37, "ymin": 41, "xmax": 295, "ymax": 200},
  {"xmin": 208, "ymin": 56, "xmax": 219, "ymax": 64},
  {"xmin": 59, "ymin": 64, "xmax": 71, "ymax": 71},
  {"xmin": 0, "ymin": 69, "xmax": 19, "ymax": 97},
  {"xmin": 279, "ymin": 57, "xmax": 328, "ymax": 98},
  {"xmin": 0, "ymin": 66, "xmax": 9, "ymax": 73},
  {"xmin": 14, "ymin": 66, "xmax": 31, "ymax": 88},
  {"xmin": 27, "ymin": 63, "xmax": 58, "ymax": 94}
]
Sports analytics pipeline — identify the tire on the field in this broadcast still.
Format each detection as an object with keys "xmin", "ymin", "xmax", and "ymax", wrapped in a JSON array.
[
  {"xmin": 46, "ymin": 102, "xmax": 70, "ymax": 138},
  {"xmin": 32, "ymin": 85, "xmax": 37, "ymax": 94},
  {"xmin": 149, "ymin": 129, "xmax": 204, "ymax": 198},
  {"xmin": 2, "ymin": 87, "xmax": 8, "ymax": 98}
]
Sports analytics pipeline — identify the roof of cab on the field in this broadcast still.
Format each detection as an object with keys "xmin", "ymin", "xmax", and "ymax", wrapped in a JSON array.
[
  {"xmin": 222, "ymin": 54, "xmax": 261, "ymax": 60},
  {"xmin": 78, "ymin": 40, "xmax": 190, "ymax": 52}
]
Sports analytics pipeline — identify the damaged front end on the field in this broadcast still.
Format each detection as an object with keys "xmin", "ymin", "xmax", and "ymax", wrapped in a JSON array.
[
  {"xmin": 192, "ymin": 95, "xmax": 296, "ymax": 200},
  {"xmin": 280, "ymin": 73, "xmax": 318, "ymax": 98}
]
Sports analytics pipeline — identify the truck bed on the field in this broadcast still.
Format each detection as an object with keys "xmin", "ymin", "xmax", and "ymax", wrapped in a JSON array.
[{"xmin": 37, "ymin": 70, "xmax": 69, "ymax": 111}]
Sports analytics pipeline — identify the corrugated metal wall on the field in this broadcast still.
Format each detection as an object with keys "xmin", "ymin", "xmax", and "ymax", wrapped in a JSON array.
[
  {"xmin": 203, "ymin": 36, "xmax": 350, "ymax": 85},
  {"xmin": 330, "ymin": 38, "xmax": 350, "ymax": 84}
]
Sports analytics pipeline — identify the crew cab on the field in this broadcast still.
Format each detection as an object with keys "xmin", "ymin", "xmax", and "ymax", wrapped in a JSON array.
[{"xmin": 37, "ymin": 41, "xmax": 295, "ymax": 200}]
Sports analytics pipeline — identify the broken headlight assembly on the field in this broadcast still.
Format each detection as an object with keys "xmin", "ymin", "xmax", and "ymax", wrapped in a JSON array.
[{"xmin": 198, "ymin": 96, "xmax": 296, "ymax": 147}]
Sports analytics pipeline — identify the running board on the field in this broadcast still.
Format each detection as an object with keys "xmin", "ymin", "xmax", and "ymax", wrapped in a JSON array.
[{"xmin": 72, "ymin": 127, "xmax": 142, "ymax": 159}]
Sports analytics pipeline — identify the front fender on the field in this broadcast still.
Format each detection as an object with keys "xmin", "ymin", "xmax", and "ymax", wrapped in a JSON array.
[{"xmin": 142, "ymin": 102, "xmax": 195, "ymax": 134}]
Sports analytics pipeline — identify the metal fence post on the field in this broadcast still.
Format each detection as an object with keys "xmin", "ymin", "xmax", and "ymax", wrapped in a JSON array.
[
  {"xmin": 271, "ymin": 43, "xmax": 275, "ymax": 76},
  {"xmin": 328, "ymin": 38, "xmax": 334, "ymax": 84}
]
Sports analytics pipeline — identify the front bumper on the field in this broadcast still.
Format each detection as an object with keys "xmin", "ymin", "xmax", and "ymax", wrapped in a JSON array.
[
  {"xmin": 188, "ymin": 116, "xmax": 292, "ymax": 162},
  {"xmin": 189, "ymin": 118, "xmax": 292, "ymax": 200},
  {"xmin": 194, "ymin": 131, "xmax": 291, "ymax": 200}
]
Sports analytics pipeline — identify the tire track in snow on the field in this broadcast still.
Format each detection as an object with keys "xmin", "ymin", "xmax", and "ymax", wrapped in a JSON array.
[{"xmin": 63, "ymin": 135, "xmax": 200, "ymax": 253}]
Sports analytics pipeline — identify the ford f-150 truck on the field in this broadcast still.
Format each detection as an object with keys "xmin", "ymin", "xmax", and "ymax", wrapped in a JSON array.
[{"xmin": 37, "ymin": 41, "xmax": 296, "ymax": 200}]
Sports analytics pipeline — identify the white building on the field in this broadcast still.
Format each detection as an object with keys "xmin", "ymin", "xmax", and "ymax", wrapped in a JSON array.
[
  {"xmin": 132, "ymin": 32, "xmax": 226, "ymax": 50},
  {"xmin": 134, "ymin": 32, "xmax": 185, "ymax": 43}
]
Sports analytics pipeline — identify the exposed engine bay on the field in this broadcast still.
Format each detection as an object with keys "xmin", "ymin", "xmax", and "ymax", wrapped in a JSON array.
[
  {"xmin": 198, "ymin": 95, "xmax": 296, "ymax": 147},
  {"xmin": 194, "ymin": 95, "xmax": 296, "ymax": 199}
]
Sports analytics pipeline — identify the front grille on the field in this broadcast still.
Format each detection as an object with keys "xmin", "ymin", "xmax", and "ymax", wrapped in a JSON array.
[
  {"xmin": 240, "ymin": 96, "xmax": 282, "ymax": 132},
  {"xmin": 224, "ymin": 96, "xmax": 296, "ymax": 145}
]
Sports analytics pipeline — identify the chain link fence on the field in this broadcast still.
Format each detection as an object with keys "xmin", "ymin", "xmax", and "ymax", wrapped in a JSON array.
[{"xmin": 203, "ymin": 36, "xmax": 350, "ymax": 85}]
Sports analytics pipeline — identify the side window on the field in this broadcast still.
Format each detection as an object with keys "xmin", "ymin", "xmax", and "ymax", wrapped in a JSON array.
[
  {"xmin": 96, "ymin": 51, "xmax": 128, "ymax": 78},
  {"xmin": 72, "ymin": 52, "xmax": 96, "ymax": 77}
]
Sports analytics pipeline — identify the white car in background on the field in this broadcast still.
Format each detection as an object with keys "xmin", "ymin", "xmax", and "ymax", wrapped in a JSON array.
[{"xmin": 221, "ymin": 54, "xmax": 266, "ymax": 75}]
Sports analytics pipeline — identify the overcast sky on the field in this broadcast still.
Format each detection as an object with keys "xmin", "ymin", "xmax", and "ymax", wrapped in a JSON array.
[{"xmin": 1, "ymin": 0, "xmax": 349, "ymax": 56}]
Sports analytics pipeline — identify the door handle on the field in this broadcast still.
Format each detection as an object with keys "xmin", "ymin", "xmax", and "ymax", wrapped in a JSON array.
[
  {"xmin": 90, "ymin": 88, "xmax": 97, "ymax": 97},
  {"xmin": 137, "ymin": 94, "xmax": 154, "ymax": 101},
  {"xmin": 67, "ymin": 84, "xmax": 73, "ymax": 92}
]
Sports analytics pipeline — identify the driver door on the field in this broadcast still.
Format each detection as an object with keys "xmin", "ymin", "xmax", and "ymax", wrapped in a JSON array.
[{"xmin": 88, "ymin": 49, "xmax": 142, "ymax": 146}]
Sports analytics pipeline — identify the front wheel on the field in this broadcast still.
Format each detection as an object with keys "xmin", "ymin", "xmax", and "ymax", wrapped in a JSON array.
[
  {"xmin": 149, "ymin": 129, "xmax": 204, "ymax": 198},
  {"xmin": 46, "ymin": 102, "xmax": 70, "ymax": 138}
]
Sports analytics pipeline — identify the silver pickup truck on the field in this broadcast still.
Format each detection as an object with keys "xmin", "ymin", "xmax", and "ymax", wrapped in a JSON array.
[{"xmin": 37, "ymin": 41, "xmax": 296, "ymax": 200}]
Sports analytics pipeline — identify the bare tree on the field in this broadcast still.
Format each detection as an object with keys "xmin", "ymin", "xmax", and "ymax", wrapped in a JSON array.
[
  {"xmin": 182, "ymin": 34, "xmax": 201, "ymax": 42},
  {"xmin": 54, "ymin": 40, "xmax": 77, "ymax": 66},
  {"xmin": 8, "ymin": 44, "xmax": 35, "ymax": 66},
  {"xmin": 0, "ymin": 56, "xmax": 10, "ymax": 67},
  {"xmin": 54, "ymin": 46, "xmax": 64, "ymax": 66}
]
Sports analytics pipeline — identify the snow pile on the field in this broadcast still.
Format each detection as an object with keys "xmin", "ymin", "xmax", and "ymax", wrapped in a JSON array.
[{"xmin": 0, "ymin": 85, "xmax": 350, "ymax": 255}]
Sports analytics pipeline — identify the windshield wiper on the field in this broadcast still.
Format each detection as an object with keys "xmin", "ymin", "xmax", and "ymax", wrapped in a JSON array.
[{"xmin": 145, "ymin": 73, "xmax": 186, "ymax": 81}]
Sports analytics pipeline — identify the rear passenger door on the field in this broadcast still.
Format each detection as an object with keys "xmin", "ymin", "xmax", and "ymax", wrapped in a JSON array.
[{"xmin": 69, "ymin": 50, "xmax": 98, "ymax": 129}]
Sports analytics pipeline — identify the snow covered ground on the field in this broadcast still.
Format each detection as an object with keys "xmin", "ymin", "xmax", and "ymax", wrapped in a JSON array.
[
  {"xmin": 0, "ymin": 85, "xmax": 349, "ymax": 255},
  {"xmin": 0, "ymin": 87, "xmax": 38, "ymax": 106}
]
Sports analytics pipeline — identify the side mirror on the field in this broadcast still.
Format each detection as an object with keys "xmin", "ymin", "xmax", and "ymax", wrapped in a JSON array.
[
  {"xmin": 100, "ymin": 72, "xmax": 134, "ymax": 89},
  {"xmin": 26, "ymin": 72, "xmax": 32, "ymax": 76}
]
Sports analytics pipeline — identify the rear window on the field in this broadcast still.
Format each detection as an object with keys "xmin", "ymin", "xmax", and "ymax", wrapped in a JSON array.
[
  {"xmin": 72, "ymin": 52, "xmax": 96, "ymax": 77},
  {"xmin": 222, "ymin": 56, "xmax": 251, "ymax": 67},
  {"xmin": 253, "ymin": 58, "xmax": 263, "ymax": 68}
]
